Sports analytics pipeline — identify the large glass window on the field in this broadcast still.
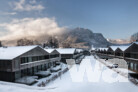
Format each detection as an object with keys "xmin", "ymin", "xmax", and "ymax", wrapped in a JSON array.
[{"xmin": 28, "ymin": 57, "xmax": 32, "ymax": 62}]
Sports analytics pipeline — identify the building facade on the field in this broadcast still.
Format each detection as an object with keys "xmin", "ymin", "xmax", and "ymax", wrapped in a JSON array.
[{"xmin": 0, "ymin": 46, "xmax": 61, "ymax": 82}]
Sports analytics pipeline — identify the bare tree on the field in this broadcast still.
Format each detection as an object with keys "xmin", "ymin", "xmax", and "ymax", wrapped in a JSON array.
[
  {"xmin": 46, "ymin": 36, "xmax": 59, "ymax": 48},
  {"xmin": 17, "ymin": 38, "xmax": 39, "ymax": 46},
  {"xmin": 62, "ymin": 42, "xmax": 71, "ymax": 48},
  {"xmin": 131, "ymin": 32, "xmax": 138, "ymax": 42}
]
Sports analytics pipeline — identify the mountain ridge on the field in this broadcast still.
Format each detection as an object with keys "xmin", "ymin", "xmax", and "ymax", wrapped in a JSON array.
[{"xmin": 1, "ymin": 27, "xmax": 112, "ymax": 48}]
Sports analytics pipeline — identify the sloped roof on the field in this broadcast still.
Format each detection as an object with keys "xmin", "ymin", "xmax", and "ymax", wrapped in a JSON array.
[
  {"xmin": 109, "ymin": 46, "xmax": 119, "ymax": 51},
  {"xmin": 76, "ymin": 49, "xmax": 83, "ymax": 53},
  {"xmin": 133, "ymin": 42, "xmax": 138, "ymax": 45},
  {"xmin": 0, "ymin": 45, "xmax": 38, "ymax": 60},
  {"xmin": 44, "ymin": 49, "xmax": 55, "ymax": 53},
  {"xmin": 56, "ymin": 48, "xmax": 76, "ymax": 54},
  {"xmin": 98, "ymin": 48, "xmax": 108, "ymax": 51},
  {"xmin": 117, "ymin": 46, "xmax": 130, "ymax": 51}
]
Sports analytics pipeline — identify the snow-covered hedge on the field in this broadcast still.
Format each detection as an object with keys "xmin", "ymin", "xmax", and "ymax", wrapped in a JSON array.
[
  {"xmin": 15, "ymin": 76, "xmax": 38, "ymax": 85},
  {"xmin": 35, "ymin": 71, "xmax": 51, "ymax": 78},
  {"xmin": 50, "ymin": 66, "xmax": 61, "ymax": 72}
]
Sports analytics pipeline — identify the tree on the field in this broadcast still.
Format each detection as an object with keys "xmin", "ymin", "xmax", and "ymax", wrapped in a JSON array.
[
  {"xmin": 43, "ymin": 43, "xmax": 46, "ymax": 48},
  {"xmin": 46, "ymin": 36, "xmax": 59, "ymax": 48},
  {"xmin": 130, "ymin": 32, "xmax": 138, "ymax": 42},
  {"xmin": 0, "ymin": 41, "xmax": 2, "ymax": 47},
  {"xmin": 17, "ymin": 38, "xmax": 39, "ymax": 46},
  {"xmin": 52, "ymin": 37, "xmax": 59, "ymax": 48},
  {"xmin": 62, "ymin": 42, "xmax": 71, "ymax": 48}
]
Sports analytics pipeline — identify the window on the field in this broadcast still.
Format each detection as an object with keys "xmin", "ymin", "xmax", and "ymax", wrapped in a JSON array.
[
  {"xmin": 21, "ymin": 57, "xmax": 25, "ymax": 64},
  {"xmin": 44, "ymin": 55, "xmax": 49, "ymax": 59}
]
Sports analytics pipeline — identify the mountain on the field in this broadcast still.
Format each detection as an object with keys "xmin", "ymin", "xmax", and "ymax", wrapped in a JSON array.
[
  {"xmin": 1, "ymin": 27, "xmax": 111, "ymax": 48},
  {"xmin": 60, "ymin": 28, "xmax": 111, "ymax": 48},
  {"xmin": 107, "ymin": 39, "xmax": 130, "ymax": 44}
]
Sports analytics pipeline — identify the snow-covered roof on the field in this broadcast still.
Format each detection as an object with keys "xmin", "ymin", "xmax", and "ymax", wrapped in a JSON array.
[
  {"xmin": 104, "ymin": 48, "xmax": 108, "ymax": 51},
  {"xmin": 98, "ymin": 48, "xmax": 108, "ymax": 51},
  {"xmin": 44, "ymin": 49, "xmax": 55, "ymax": 53},
  {"xmin": 117, "ymin": 46, "xmax": 130, "ymax": 51},
  {"xmin": 0, "ymin": 45, "xmax": 38, "ymax": 60},
  {"xmin": 56, "ymin": 48, "xmax": 76, "ymax": 54},
  {"xmin": 109, "ymin": 46, "xmax": 119, "ymax": 51},
  {"xmin": 132, "ymin": 42, "xmax": 138, "ymax": 45},
  {"xmin": 91, "ymin": 47, "xmax": 96, "ymax": 50},
  {"xmin": 76, "ymin": 49, "xmax": 83, "ymax": 53}
]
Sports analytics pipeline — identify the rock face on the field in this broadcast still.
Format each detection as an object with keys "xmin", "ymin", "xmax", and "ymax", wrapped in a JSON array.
[{"xmin": 61, "ymin": 28, "xmax": 111, "ymax": 48}]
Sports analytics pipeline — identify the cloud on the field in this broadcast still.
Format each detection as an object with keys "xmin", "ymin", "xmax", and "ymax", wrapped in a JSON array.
[
  {"xmin": 0, "ymin": 17, "xmax": 66, "ymax": 40},
  {"xmin": 13, "ymin": 0, "xmax": 44, "ymax": 11},
  {"xmin": 2, "ymin": 12, "xmax": 17, "ymax": 15}
]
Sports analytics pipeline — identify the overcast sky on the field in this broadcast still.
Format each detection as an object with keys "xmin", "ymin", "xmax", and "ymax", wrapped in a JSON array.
[{"xmin": 0, "ymin": 0, "xmax": 138, "ymax": 40}]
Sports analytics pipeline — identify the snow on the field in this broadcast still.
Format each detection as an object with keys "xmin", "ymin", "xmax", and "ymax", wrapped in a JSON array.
[
  {"xmin": 50, "ymin": 66, "xmax": 61, "ymax": 72},
  {"xmin": 15, "ymin": 76, "xmax": 38, "ymax": 85},
  {"xmin": 45, "ymin": 56, "xmax": 138, "ymax": 92},
  {"xmin": 76, "ymin": 49, "xmax": 83, "ymax": 53},
  {"xmin": 110, "ymin": 46, "xmax": 119, "ymax": 51},
  {"xmin": 117, "ymin": 46, "xmax": 130, "ymax": 51},
  {"xmin": 44, "ymin": 49, "xmax": 55, "ymax": 53},
  {"xmin": 35, "ymin": 71, "xmax": 51, "ymax": 77},
  {"xmin": 56, "ymin": 48, "xmax": 76, "ymax": 54},
  {"xmin": 133, "ymin": 42, "xmax": 138, "ymax": 45},
  {"xmin": 0, "ymin": 45, "xmax": 38, "ymax": 60},
  {"xmin": 99, "ymin": 48, "xmax": 108, "ymax": 51},
  {"xmin": 75, "ymin": 55, "xmax": 85, "ymax": 64},
  {"xmin": 0, "ymin": 56, "xmax": 138, "ymax": 92},
  {"xmin": 110, "ymin": 45, "xmax": 130, "ymax": 52},
  {"xmin": 32, "ymin": 63, "xmax": 68, "ymax": 87}
]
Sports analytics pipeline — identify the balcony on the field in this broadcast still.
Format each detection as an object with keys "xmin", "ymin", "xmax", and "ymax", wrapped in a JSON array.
[{"xmin": 20, "ymin": 57, "xmax": 61, "ymax": 70}]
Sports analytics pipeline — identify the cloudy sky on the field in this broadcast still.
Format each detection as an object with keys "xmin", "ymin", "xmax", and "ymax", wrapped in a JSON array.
[{"xmin": 0, "ymin": 0, "xmax": 138, "ymax": 40}]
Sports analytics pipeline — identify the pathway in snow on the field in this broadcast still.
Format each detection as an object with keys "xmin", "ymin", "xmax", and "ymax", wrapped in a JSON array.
[{"xmin": 46, "ymin": 56, "xmax": 138, "ymax": 92}]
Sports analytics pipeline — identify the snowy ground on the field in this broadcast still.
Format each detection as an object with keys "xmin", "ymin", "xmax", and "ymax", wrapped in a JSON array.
[{"xmin": 0, "ymin": 56, "xmax": 138, "ymax": 92}]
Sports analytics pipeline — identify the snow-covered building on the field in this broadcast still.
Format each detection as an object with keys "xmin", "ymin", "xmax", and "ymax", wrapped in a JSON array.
[
  {"xmin": 56, "ymin": 48, "xmax": 77, "ymax": 63},
  {"xmin": 124, "ymin": 42, "xmax": 138, "ymax": 59},
  {"xmin": 115, "ymin": 46, "xmax": 130, "ymax": 57},
  {"xmin": 123, "ymin": 42, "xmax": 138, "ymax": 73},
  {"xmin": 0, "ymin": 46, "xmax": 60, "ymax": 82},
  {"xmin": 44, "ymin": 49, "xmax": 60, "ymax": 59},
  {"xmin": 97, "ymin": 48, "xmax": 108, "ymax": 54},
  {"xmin": 95, "ymin": 42, "xmax": 138, "ymax": 73},
  {"xmin": 107, "ymin": 46, "xmax": 119, "ymax": 55}
]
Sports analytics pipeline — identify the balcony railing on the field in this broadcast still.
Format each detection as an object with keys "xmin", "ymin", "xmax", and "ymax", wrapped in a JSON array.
[{"xmin": 20, "ymin": 57, "xmax": 60, "ymax": 70}]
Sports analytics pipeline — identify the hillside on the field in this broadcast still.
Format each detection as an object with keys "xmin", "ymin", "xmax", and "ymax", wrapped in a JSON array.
[{"xmin": 60, "ymin": 28, "xmax": 111, "ymax": 48}]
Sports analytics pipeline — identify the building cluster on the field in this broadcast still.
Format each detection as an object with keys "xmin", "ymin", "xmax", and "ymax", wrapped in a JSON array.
[
  {"xmin": 95, "ymin": 42, "xmax": 138, "ymax": 73},
  {"xmin": 0, "ymin": 45, "xmax": 84, "ymax": 82}
]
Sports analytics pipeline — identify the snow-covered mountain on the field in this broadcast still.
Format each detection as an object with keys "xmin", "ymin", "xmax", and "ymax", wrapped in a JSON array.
[
  {"xmin": 60, "ymin": 28, "xmax": 111, "ymax": 48},
  {"xmin": 107, "ymin": 39, "xmax": 130, "ymax": 44},
  {"xmin": 1, "ymin": 27, "xmax": 111, "ymax": 48}
]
